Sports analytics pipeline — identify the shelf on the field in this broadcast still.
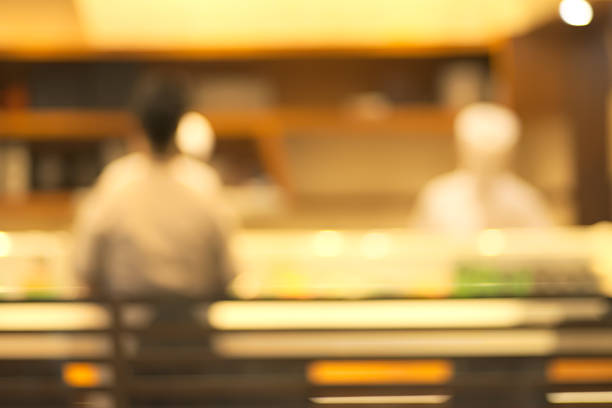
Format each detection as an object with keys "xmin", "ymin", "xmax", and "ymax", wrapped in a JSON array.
[
  {"xmin": 275, "ymin": 106, "xmax": 456, "ymax": 135},
  {"xmin": 0, "ymin": 192, "xmax": 75, "ymax": 230},
  {"xmin": 0, "ymin": 106, "xmax": 456, "ymax": 140},
  {"xmin": 0, "ymin": 45, "xmax": 492, "ymax": 62},
  {"xmin": 0, "ymin": 110, "xmax": 134, "ymax": 140},
  {"xmin": 0, "ymin": 106, "xmax": 457, "ymax": 203}
]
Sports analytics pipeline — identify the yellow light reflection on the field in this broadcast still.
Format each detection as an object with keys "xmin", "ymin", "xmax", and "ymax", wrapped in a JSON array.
[
  {"xmin": 312, "ymin": 230, "xmax": 344, "ymax": 258},
  {"xmin": 360, "ymin": 232, "xmax": 392, "ymax": 259},
  {"xmin": 0, "ymin": 304, "xmax": 109, "ymax": 330},
  {"xmin": 0, "ymin": 232, "xmax": 12, "ymax": 257},
  {"xmin": 208, "ymin": 299, "xmax": 607, "ymax": 330},
  {"xmin": 477, "ymin": 229, "xmax": 506, "ymax": 257},
  {"xmin": 209, "ymin": 299, "xmax": 585, "ymax": 330}
]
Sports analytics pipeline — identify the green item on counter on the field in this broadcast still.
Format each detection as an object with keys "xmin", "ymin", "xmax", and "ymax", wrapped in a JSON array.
[
  {"xmin": 25, "ymin": 288, "xmax": 57, "ymax": 300},
  {"xmin": 453, "ymin": 262, "xmax": 534, "ymax": 298},
  {"xmin": 23, "ymin": 258, "xmax": 57, "ymax": 300},
  {"xmin": 509, "ymin": 268, "xmax": 533, "ymax": 297},
  {"xmin": 454, "ymin": 265, "xmax": 480, "ymax": 298}
]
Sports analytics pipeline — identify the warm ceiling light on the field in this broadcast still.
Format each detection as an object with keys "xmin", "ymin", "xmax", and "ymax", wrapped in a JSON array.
[
  {"xmin": 175, "ymin": 112, "xmax": 215, "ymax": 160},
  {"xmin": 206, "ymin": 298, "xmax": 608, "ymax": 330},
  {"xmin": 559, "ymin": 0, "xmax": 593, "ymax": 26},
  {"xmin": 74, "ymin": 0, "xmax": 561, "ymax": 50}
]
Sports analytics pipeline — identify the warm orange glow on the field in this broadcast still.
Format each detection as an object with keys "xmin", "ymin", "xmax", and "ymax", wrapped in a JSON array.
[
  {"xmin": 0, "ymin": 0, "xmax": 563, "ymax": 56},
  {"xmin": 307, "ymin": 360, "xmax": 453, "ymax": 385},
  {"xmin": 0, "ymin": 0, "xmax": 84, "ymax": 50},
  {"xmin": 73, "ymin": 0, "xmax": 559, "ymax": 51},
  {"xmin": 62, "ymin": 362, "xmax": 101, "ymax": 388},
  {"xmin": 311, "ymin": 395, "xmax": 451, "ymax": 405},
  {"xmin": 548, "ymin": 359, "xmax": 612, "ymax": 383}
]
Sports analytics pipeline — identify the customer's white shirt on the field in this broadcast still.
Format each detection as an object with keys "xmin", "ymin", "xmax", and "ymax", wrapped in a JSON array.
[{"xmin": 74, "ymin": 153, "xmax": 235, "ymax": 298}]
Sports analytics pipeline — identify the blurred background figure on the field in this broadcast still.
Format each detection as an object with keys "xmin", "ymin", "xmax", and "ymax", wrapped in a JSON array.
[
  {"xmin": 73, "ymin": 72, "xmax": 235, "ymax": 299},
  {"xmin": 412, "ymin": 103, "xmax": 551, "ymax": 234}
]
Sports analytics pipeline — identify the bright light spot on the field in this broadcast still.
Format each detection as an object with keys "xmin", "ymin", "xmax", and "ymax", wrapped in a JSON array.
[
  {"xmin": 312, "ymin": 230, "xmax": 344, "ymax": 257},
  {"xmin": 0, "ymin": 232, "xmax": 12, "ymax": 257},
  {"xmin": 307, "ymin": 360, "xmax": 453, "ymax": 385},
  {"xmin": 0, "ymin": 304, "xmax": 109, "ymax": 330},
  {"xmin": 548, "ymin": 391, "xmax": 612, "ymax": 404},
  {"xmin": 175, "ymin": 111, "xmax": 215, "ymax": 160},
  {"xmin": 559, "ymin": 0, "xmax": 593, "ymax": 27},
  {"xmin": 548, "ymin": 358, "xmax": 612, "ymax": 383},
  {"xmin": 207, "ymin": 299, "xmax": 540, "ymax": 330},
  {"xmin": 62, "ymin": 363, "xmax": 102, "ymax": 388},
  {"xmin": 477, "ymin": 229, "xmax": 506, "ymax": 257},
  {"xmin": 361, "ymin": 232, "xmax": 392, "ymax": 259}
]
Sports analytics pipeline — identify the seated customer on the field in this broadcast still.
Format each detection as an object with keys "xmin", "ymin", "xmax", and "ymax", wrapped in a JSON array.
[{"xmin": 74, "ymin": 73, "xmax": 235, "ymax": 300}]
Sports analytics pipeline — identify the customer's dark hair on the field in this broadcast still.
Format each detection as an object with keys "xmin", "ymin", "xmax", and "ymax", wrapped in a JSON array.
[{"xmin": 131, "ymin": 72, "xmax": 189, "ymax": 154}]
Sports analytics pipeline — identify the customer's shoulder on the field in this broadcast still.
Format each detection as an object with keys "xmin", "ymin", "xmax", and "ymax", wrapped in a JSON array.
[
  {"xmin": 95, "ymin": 153, "xmax": 149, "ymax": 196},
  {"xmin": 101, "ymin": 153, "xmax": 148, "ymax": 177},
  {"xmin": 169, "ymin": 155, "xmax": 222, "ymax": 195},
  {"xmin": 171, "ymin": 155, "xmax": 218, "ymax": 177}
]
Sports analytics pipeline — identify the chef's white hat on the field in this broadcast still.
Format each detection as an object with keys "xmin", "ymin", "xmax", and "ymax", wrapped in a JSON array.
[{"xmin": 455, "ymin": 102, "xmax": 520, "ymax": 153}]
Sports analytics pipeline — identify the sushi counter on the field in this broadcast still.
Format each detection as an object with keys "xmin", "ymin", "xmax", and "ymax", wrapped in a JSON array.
[{"xmin": 1, "ymin": 227, "xmax": 612, "ymax": 407}]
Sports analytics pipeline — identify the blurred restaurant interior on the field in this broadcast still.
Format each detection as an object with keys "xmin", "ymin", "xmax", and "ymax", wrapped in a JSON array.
[{"xmin": 4, "ymin": 0, "xmax": 612, "ymax": 407}]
